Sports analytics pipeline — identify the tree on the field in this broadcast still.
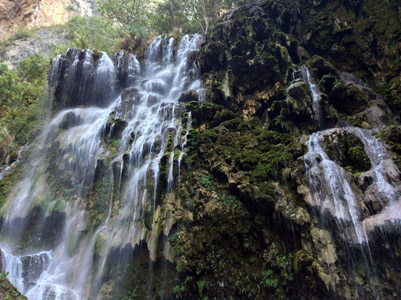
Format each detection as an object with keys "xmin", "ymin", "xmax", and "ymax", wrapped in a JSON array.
[
  {"xmin": 187, "ymin": 0, "xmax": 246, "ymax": 35},
  {"xmin": 96, "ymin": 0, "xmax": 152, "ymax": 33},
  {"xmin": 152, "ymin": 0, "xmax": 196, "ymax": 34},
  {"xmin": 97, "ymin": 0, "xmax": 246, "ymax": 36}
]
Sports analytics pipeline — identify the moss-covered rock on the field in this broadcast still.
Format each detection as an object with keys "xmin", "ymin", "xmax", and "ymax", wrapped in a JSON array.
[
  {"xmin": 330, "ymin": 82, "xmax": 369, "ymax": 115},
  {"xmin": 0, "ymin": 277, "xmax": 27, "ymax": 300},
  {"xmin": 307, "ymin": 56, "xmax": 339, "ymax": 81},
  {"xmin": 280, "ymin": 81, "xmax": 317, "ymax": 133},
  {"xmin": 380, "ymin": 125, "xmax": 401, "ymax": 169},
  {"xmin": 323, "ymin": 129, "xmax": 371, "ymax": 173}
]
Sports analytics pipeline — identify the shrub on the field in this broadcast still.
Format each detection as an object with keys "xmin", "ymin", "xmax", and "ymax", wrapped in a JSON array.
[
  {"xmin": 0, "ymin": 54, "xmax": 49, "ymax": 147},
  {"xmin": 66, "ymin": 16, "xmax": 121, "ymax": 52}
]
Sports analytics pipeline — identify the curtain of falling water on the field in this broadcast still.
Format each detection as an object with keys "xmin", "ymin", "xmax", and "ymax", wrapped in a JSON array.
[
  {"xmin": 301, "ymin": 65, "xmax": 401, "ymax": 298},
  {"xmin": 0, "ymin": 34, "xmax": 203, "ymax": 300}
]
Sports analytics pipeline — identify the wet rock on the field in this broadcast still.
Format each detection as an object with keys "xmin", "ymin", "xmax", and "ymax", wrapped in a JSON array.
[
  {"xmin": 115, "ymin": 51, "xmax": 141, "ymax": 88},
  {"xmin": 330, "ymin": 83, "xmax": 369, "ymax": 115},
  {"xmin": 174, "ymin": 105, "xmax": 186, "ymax": 118},
  {"xmin": 186, "ymin": 51, "xmax": 198, "ymax": 71},
  {"xmin": 280, "ymin": 81, "xmax": 318, "ymax": 133},
  {"xmin": 147, "ymin": 95, "xmax": 159, "ymax": 107},
  {"xmin": 21, "ymin": 253, "xmax": 50, "ymax": 291},
  {"xmin": 105, "ymin": 116, "xmax": 128, "ymax": 140},
  {"xmin": 152, "ymin": 135, "xmax": 163, "ymax": 153},
  {"xmin": 178, "ymin": 90, "xmax": 199, "ymax": 103},
  {"xmin": 310, "ymin": 228, "xmax": 339, "ymax": 291},
  {"xmin": 59, "ymin": 112, "xmax": 83, "ymax": 130},
  {"xmin": 121, "ymin": 88, "xmax": 141, "ymax": 120},
  {"xmin": 363, "ymin": 182, "xmax": 390, "ymax": 214},
  {"xmin": 307, "ymin": 56, "xmax": 338, "ymax": 81},
  {"xmin": 380, "ymin": 125, "xmax": 401, "ymax": 169},
  {"xmin": 322, "ymin": 129, "xmax": 371, "ymax": 173}
]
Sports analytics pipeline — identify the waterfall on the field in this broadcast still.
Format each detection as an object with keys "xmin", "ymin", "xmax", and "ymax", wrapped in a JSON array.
[
  {"xmin": 303, "ymin": 68, "xmax": 401, "ymax": 244},
  {"xmin": 0, "ymin": 145, "xmax": 26, "ymax": 181},
  {"xmin": 301, "ymin": 66, "xmax": 325, "ymax": 129},
  {"xmin": 305, "ymin": 130, "xmax": 368, "ymax": 244},
  {"xmin": 0, "ymin": 34, "xmax": 203, "ymax": 299}
]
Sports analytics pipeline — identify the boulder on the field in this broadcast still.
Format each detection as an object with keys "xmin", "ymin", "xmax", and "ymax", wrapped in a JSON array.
[{"xmin": 178, "ymin": 90, "xmax": 199, "ymax": 103}]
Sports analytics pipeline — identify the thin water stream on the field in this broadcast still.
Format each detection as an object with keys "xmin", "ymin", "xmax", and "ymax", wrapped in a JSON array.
[{"xmin": 303, "ymin": 66, "xmax": 401, "ymax": 243}]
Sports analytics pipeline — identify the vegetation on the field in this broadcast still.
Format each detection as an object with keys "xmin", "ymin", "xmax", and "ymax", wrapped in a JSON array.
[
  {"xmin": 66, "ymin": 16, "xmax": 121, "ymax": 53},
  {"xmin": 0, "ymin": 54, "xmax": 49, "ymax": 158},
  {"xmin": 96, "ymin": 0, "xmax": 247, "ymax": 36}
]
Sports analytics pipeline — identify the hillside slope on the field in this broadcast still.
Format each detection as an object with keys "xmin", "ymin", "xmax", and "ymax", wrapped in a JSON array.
[{"xmin": 0, "ymin": 0, "xmax": 96, "ymax": 37}]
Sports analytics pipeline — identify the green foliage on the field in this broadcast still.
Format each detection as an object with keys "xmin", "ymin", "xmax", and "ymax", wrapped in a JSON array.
[
  {"xmin": 18, "ymin": 53, "xmax": 48, "ymax": 84},
  {"xmin": 96, "ymin": 0, "xmax": 246, "ymax": 36},
  {"xmin": 122, "ymin": 287, "xmax": 138, "ymax": 300},
  {"xmin": 184, "ymin": 0, "xmax": 246, "ymax": 34},
  {"xmin": 222, "ymin": 195, "xmax": 243, "ymax": 210},
  {"xmin": 261, "ymin": 269, "xmax": 278, "ymax": 288},
  {"xmin": 0, "ymin": 126, "xmax": 13, "ymax": 165},
  {"xmin": 49, "ymin": 42, "xmax": 69, "ymax": 57},
  {"xmin": 379, "ymin": 126, "xmax": 401, "ymax": 169},
  {"xmin": 0, "ymin": 55, "xmax": 49, "ymax": 147},
  {"xmin": 66, "ymin": 16, "xmax": 120, "ymax": 52},
  {"xmin": 197, "ymin": 279, "xmax": 209, "ymax": 296},
  {"xmin": 8, "ymin": 28, "xmax": 33, "ymax": 41},
  {"xmin": 66, "ymin": 4, "xmax": 78, "ymax": 12},
  {"xmin": 96, "ymin": 0, "xmax": 152, "ymax": 34},
  {"xmin": 0, "ymin": 271, "xmax": 9, "ymax": 280},
  {"xmin": 173, "ymin": 276, "xmax": 193, "ymax": 299},
  {"xmin": 198, "ymin": 173, "xmax": 212, "ymax": 191},
  {"xmin": 151, "ymin": 0, "xmax": 198, "ymax": 35},
  {"xmin": 263, "ymin": 243, "xmax": 294, "ymax": 283}
]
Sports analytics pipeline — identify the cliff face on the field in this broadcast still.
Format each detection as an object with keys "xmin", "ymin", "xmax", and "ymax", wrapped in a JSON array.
[
  {"xmin": 169, "ymin": 0, "xmax": 401, "ymax": 299},
  {"xmin": 0, "ymin": 0, "xmax": 96, "ymax": 37},
  {"xmin": 1, "ymin": 0, "xmax": 401, "ymax": 300}
]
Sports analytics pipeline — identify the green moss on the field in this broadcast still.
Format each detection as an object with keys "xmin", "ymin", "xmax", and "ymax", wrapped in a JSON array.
[
  {"xmin": 379, "ymin": 126, "xmax": 401, "ymax": 169},
  {"xmin": 198, "ymin": 173, "xmax": 212, "ymax": 191},
  {"xmin": 330, "ymin": 82, "xmax": 369, "ymax": 115},
  {"xmin": 221, "ymin": 195, "xmax": 243, "ymax": 210},
  {"xmin": 325, "ymin": 131, "xmax": 371, "ymax": 173}
]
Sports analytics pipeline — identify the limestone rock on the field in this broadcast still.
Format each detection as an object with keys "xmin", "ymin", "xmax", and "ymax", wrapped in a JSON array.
[
  {"xmin": 0, "ymin": 0, "xmax": 96, "ymax": 38},
  {"xmin": 178, "ymin": 90, "xmax": 199, "ymax": 103}
]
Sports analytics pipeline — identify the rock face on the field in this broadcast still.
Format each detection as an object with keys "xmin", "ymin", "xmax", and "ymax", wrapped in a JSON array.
[
  {"xmin": 0, "ymin": 277, "xmax": 27, "ymax": 300},
  {"xmin": 2, "ymin": 0, "xmax": 401, "ymax": 300},
  {"xmin": 49, "ymin": 48, "xmax": 141, "ymax": 110},
  {"xmin": 169, "ymin": 1, "xmax": 401, "ymax": 299},
  {"xmin": 0, "ymin": 0, "xmax": 96, "ymax": 37}
]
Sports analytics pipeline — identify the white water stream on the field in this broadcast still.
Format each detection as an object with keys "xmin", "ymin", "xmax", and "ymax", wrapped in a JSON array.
[
  {"xmin": 0, "ymin": 34, "xmax": 203, "ymax": 299},
  {"xmin": 301, "ymin": 65, "xmax": 325, "ymax": 129},
  {"xmin": 303, "ymin": 66, "xmax": 401, "ymax": 244}
]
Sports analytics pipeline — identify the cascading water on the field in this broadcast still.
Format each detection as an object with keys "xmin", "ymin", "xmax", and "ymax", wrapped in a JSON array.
[
  {"xmin": 300, "ymin": 66, "xmax": 401, "ymax": 298},
  {"xmin": 300, "ymin": 65, "xmax": 325, "ymax": 129},
  {"xmin": 302, "ymin": 66, "xmax": 401, "ymax": 244},
  {"xmin": 0, "ymin": 34, "xmax": 203, "ymax": 299},
  {"xmin": 304, "ymin": 131, "xmax": 368, "ymax": 244},
  {"xmin": 0, "ymin": 146, "xmax": 26, "ymax": 181}
]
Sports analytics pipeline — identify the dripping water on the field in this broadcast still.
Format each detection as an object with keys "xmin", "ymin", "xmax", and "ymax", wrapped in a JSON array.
[
  {"xmin": 301, "ymin": 66, "xmax": 326, "ymax": 129},
  {"xmin": 303, "ymin": 68, "xmax": 401, "ymax": 298}
]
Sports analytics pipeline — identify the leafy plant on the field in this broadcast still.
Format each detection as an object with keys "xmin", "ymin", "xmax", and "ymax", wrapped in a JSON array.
[
  {"xmin": 0, "ymin": 53, "xmax": 49, "ymax": 151},
  {"xmin": 9, "ymin": 28, "xmax": 33, "ymax": 41},
  {"xmin": 66, "ymin": 16, "xmax": 120, "ymax": 52},
  {"xmin": 0, "ymin": 126, "xmax": 13, "ymax": 165},
  {"xmin": 96, "ymin": 0, "xmax": 152, "ymax": 34},
  {"xmin": 0, "ymin": 271, "xmax": 9, "ymax": 279},
  {"xmin": 222, "ymin": 195, "xmax": 243, "ymax": 210},
  {"xmin": 198, "ymin": 173, "xmax": 212, "ymax": 191}
]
